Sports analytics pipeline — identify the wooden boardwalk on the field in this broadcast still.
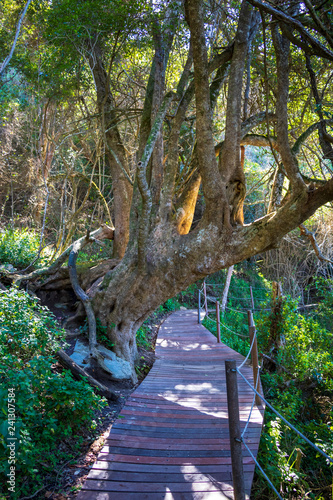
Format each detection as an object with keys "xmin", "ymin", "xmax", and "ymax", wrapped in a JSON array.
[{"xmin": 77, "ymin": 309, "xmax": 264, "ymax": 500}]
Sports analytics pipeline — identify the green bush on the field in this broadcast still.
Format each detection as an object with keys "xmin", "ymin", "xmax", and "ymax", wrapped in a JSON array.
[
  {"xmin": 136, "ymin": 324, "xmax": 150, "ymax": 349},
  {"xmin": 0, "ymin": 288, "xmax": 106, "ymax": 499},
  {"xmin": 0, "ymin": 228, "xmax": 41, "ymax": 269},
  {"xmin": 257, "ymin": 296, "xmax": 333, "ymax": 390},
  {"xmin": 163, "ymin": 297, "xmax": 181, "ymax": 311},
  {"xmin": 311, "ymin": 277, "xmax": 333, "ymax": 332},
  {"xmin": 254, "ymin": 294, "xmax": 333, "ymax": 498}
]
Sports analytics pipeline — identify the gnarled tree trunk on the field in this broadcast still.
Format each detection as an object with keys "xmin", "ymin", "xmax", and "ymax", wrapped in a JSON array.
[{"xmin": 22, "ymin": 0, "xmax": 333, "ymax": 377}]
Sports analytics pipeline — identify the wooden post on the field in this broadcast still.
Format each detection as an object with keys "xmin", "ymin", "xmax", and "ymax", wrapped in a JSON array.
[
  {"xmin": 225, "ymin": 359, "xmax": 245, "ymax": 500},
  {"xmin": 250, "ymin": 286, "xmax": 255, "ymax": 310},
  {"xmin": 198, "ymin": 290, "xmax": 201, "ymax": 324},
  {"xmin": 216, "ymin": 301, "xmax": 221, "ymax": 343},
  {"xmin": 203, "ymin": 280, "xmax": 208, "ymax": 316},
  {"xmin": 247, "ymin": 310, "xmax": 261, "ymax": 406}
]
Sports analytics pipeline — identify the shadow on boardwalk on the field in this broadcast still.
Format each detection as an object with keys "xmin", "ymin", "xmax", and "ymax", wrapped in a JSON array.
[{"xmin": 76, "ymin": 310, "xmax": 264, "ymax": 500}]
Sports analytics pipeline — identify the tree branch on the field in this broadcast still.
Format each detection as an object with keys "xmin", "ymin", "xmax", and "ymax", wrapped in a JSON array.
[
  {"xmin": 10, "ymin": 225, "xmax": 114, "ymax": 285},
  {"xmin": 272, "ymin": 24, "xmax": 306, "ymax": 194},
  {"xmin": 0, "ymin": 0, "xmax": 32, "ymax": 76},
  {"xmin": 185, "ymin": 0, "xmax": 224, "ymax": 220},
  {"xmin": 219, "ymin": 0, "xmax": 253, "ymax": 226},
  {"xmin": 299, "ymin": 224, "xmax": 333, "ymax": 265},
  {"xmin": 137, "ymin": 91, "xmax": 176, "ymax": 267},
  {"xmin": 248, "ymin": 0, "xmax": 333, "ymax": 61}
]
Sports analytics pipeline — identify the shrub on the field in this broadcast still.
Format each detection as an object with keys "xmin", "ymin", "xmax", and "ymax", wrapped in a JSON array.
[
  {"xmin": 0, "ymin": 288, "xmax": 106, "ymax": 499},
  {"xmin": 163, "ymin": 297, "xmax": 181, "ymax": 311},
  {"xmin": 256, "ymin": 295, "xmax": 333, "ymax": 390},
  {"xmin": 0, "ymin": 228, "xmax": 42, "ymax": 269},
  {"xmin": 136, "ymin": 324, "xmax": 150, "ymax": 349}
]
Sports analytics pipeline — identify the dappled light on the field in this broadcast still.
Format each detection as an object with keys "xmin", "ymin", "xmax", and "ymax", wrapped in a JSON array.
[{"xmin": 1, "ymin": 0, "xmax": 332, "ymax": 496}]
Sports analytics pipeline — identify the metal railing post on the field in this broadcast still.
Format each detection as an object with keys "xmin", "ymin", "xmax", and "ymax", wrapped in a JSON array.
[
  {"xmin": 225, "ymin": 359, "xmax": 245, "ymax": 500},
  {"xmin": 247, "ymin": 310, "xmax": 261, "ymax": 406},
  {"xmin": 198, "ymin": 290, "xmax": 201, "ymax": 324},
  {"xmin": 216, "ymin": 301, "xmax": 221, "ymax": 343}
]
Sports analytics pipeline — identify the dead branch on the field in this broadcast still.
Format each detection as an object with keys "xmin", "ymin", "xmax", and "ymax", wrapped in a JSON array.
[
  {"xmin": 299, "ymin": 224, "xmax": 333, "ymax": 265},
  {"xmin": 56, "ymin": 349, "xmax": 118, "ymax": 401}
]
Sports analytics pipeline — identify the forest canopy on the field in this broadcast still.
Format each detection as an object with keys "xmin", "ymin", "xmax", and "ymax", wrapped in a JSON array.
[{"xmin": 0, "ymin": 0, "xmax": 333, "ymax": 377}]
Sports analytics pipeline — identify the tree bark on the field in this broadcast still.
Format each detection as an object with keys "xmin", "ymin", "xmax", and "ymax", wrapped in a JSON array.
[{"xmin": 221, "ymin": 265, "xmax": 234, "ymax": 314}]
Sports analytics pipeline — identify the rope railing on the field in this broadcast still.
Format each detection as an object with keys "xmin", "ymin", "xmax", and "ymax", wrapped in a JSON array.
[
  {"xmin": 242, "ymin": 440, "xmax": 283, "ymax": 500},
  {"xmin": 241, "ymin": 367, "xmax": 261, "ymax": 439},
  {"xmin": 237, "ymin": 329, "xmax": 257, "ymax": 370},
  {"xmin": 198, "ymin": 278, "xmax": 330, "ymax": 499},
  {"xmin": 220, "ymin": 318, "xmax": 249, "ymax": 339},
  {"xmin": 237, "ymin": 367, "xmax": 333, "ymax": 465},
  {"xmin": 226, "ymin": 315, "xmax": 333, "ymax": 500}
]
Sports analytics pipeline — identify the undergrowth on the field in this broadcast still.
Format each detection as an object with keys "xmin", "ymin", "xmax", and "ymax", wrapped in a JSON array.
[
  {"xmin": 0, "ymin": 228, "xmax": 43, "ymax": 270},
  {"xmin": 0, "ymin": 288, "xmax": 106, "ymax": 499},
  {"xmin": 202, "ymin": 270, "xmax": 333, "ymax": 498}
]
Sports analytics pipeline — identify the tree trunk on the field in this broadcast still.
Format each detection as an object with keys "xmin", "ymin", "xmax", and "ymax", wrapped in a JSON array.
[
  {"xmin": 15, "ymin": 0, "xmax": 333, "ymax": 379},
  {"xmin": 221, "ymin": 265, "xmax": 234, "ymax": 314}
]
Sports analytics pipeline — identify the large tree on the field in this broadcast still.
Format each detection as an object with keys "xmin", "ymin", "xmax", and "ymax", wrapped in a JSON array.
[{"xmin": 4, "ymin": 0, "xmax": 333, "ymax": 380}]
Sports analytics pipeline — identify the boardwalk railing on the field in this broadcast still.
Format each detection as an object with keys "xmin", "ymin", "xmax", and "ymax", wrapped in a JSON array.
[
  {"xmin": 197, "ymin": 281, "xmax": 333, "ymax": 499},
  {"xmin": 231, "ymin": 359, "xmax": 333, "ymax": 500},
  {"xmin": 221, "ymin": 311, "xmax": 333, "ymax": 500}
]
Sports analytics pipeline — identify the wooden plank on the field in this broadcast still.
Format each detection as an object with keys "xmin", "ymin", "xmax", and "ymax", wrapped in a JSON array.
[
  {"xmin": 77, "ymin": 491, "xmax": 239, "ymax": 500},
  {"xmin": 82, "ymin": 479, "xmax": 253, "ymax": 492},
  {"xmin": 85, "ymin": 453, "xmax": 255, "ymax": 465},
  {"xmin": 91, "ymin": 461, "xmax": 256, "ymax": 474}
]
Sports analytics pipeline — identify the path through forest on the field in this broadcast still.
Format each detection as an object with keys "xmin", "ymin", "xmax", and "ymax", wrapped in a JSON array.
[{"xmin": 76, "ymin": 309, "xmax": 264, "ymax": 499}]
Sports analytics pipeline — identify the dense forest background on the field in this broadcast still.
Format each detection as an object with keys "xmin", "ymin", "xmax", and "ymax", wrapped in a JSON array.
[{"xmin": 0, "ymin": 0, "xmax": 333, "ymax": 498}]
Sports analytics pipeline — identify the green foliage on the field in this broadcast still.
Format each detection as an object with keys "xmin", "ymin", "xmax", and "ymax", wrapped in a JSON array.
[
  {"xmin": 311, "ymin": 277, "xmax": 333, "ymax": 332},
  {"xmin": 257, "ymin": 295, "xmax": 333, "ymax": 389},
  {"xmin": 203, "ymin": 268, "xmax": 270, "ymax": 356},
  {"xmin": 0, "ymin": 288, "xmax": 106, "ymax": 498},
  {"xmin": 163, "ymin": 297, "xmax": 181, "ymax": 312},
  {"xmin": 76, "ymin": 240, "xmax": 113, "ymax": 265},
  {"xmin": 0, "ymin": 228, "xmax": 41, "ymax": 269},
  {"xmin": 257, "ymin": 415, "xmax": 312, "ymax": 498},
  {"xmin": 254, "ymin": 293, "xmax": 333, "ymax": 498},
  {"xmin": 136, "ymin": 324, "xmax": 150, "ymax": 349},
  {"xmin": 203, "ymin": 311, "xmax": 250, "ymax": 357}
]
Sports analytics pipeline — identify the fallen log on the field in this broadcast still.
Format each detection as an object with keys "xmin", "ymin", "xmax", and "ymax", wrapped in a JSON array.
[{"xmin": 56, "ymin": 349, "xmax": 118, "ymax": 401}]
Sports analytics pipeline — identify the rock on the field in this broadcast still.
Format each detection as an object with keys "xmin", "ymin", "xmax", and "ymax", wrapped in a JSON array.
[
  {"xmin": 70, "ymin": 340, "xmax": 89, "ymax": 367},
  {"xmin": 97, "ymin": 344, "xmax": 132, "ymax": 380},
  {"xmin": 69, "ymin": 340, "xmax": 132, "ymax": 380}
]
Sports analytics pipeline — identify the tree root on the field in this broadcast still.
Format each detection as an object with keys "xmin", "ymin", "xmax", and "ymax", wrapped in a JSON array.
[
  {"xmin": 62, "ymin": 302, "xmax": 85, "ymax": 328},
  {"xmin": 9, "ymin": 224, "xmax": 114, "ymax": 286},
  {"xmin": 67, "ymin": 226, "xmax": 115, "ymax": 366}
]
